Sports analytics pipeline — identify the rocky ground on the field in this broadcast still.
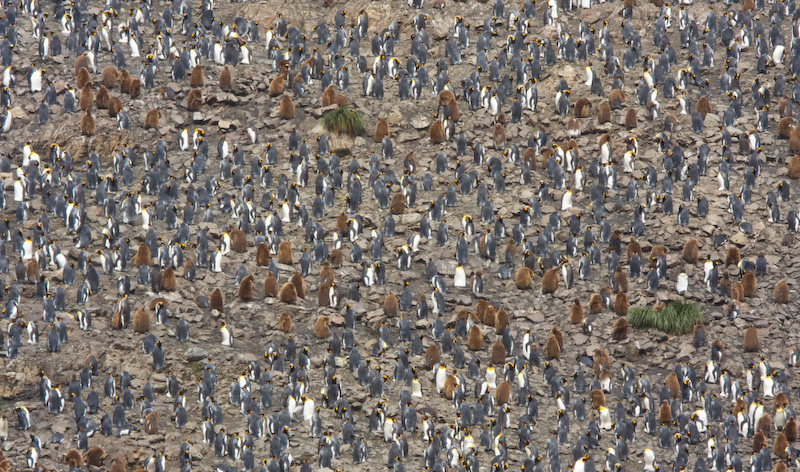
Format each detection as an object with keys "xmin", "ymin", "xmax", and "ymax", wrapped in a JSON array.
[{"xmin": 1, "ymin": 0, "xmax": 800, "ymax": 470}]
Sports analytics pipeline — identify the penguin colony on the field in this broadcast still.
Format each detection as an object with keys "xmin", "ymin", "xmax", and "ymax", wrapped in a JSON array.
[{"xmin": 3, "ymin": 0, "xmax": 800, "ymax": 470}]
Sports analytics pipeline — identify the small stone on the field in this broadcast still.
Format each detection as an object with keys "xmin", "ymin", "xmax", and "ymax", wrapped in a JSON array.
[{"xmin": 184, "ymin": 346, "xmax": 208, "ymax": 362}]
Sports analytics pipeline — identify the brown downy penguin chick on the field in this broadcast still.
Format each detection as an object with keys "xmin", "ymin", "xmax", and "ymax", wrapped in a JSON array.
[
  {"xmin": 263, "ymin": 272, "xmax": 278, "ymax": 297},
  {"xmin": 550, "ymin": 326, "xmax": 564, "ymax": 349},
  {"xmin": 256, "ymin": 242, "xmax": 271, "ymax": 266},
  {"xmin": 76, "ymin": 66, "xmax": 92, "ymax": 89},
  {"xmin": 731, "ymin": 283, "xmax": 744, "ymax": 301},
  {"xmin": 608, "ymin": 89, "xmax": 625, "ymax": 108},
  {"xmin": 64, "ymin": 449, "xmax": 83, "ymax": 467},
  {"xmin": 649, "ymin": 245, "xmax": 669, "ymax": 260},
  {"xmin": 390, "ymin": 192, "xmax": 405, "ymax": 215},
  {"xmin": 570, "ymin": 298, "xmax": 584, "ymax": 324},
  {"xmin": 238, "ymin": 275, "xmax": 254, "ymax": 301},
  {"xmin": 161, "ymin": 267, "xmax": 176, "ymax": 291},
  {"xmin": 467, "ymin": 325, "xmax": 483, "ymax": 350},
  {"xmin": 278, "ymin": 312, "xmax": 292, "ymax": 333},
  {"xmin": 442, "ymin": 375, "xmax": 458, "ymax": 400},
  {"xmin": 627, "ymin": 236, "xmax": 642, "ymax": 260},
  {"xmin": 111, "ymin": 307, "xmax": 124, "ymax": 329},
  {"xmin": 492, "ymin": 123, "xmax": 506, "ymax": 149},
  {"xmin": 314, "ymin": 316, "xmax": 330, "ymax": 339},
  {"xmin": 290, "ymin": 272, "xmax": 306, "ymax": 298},
  {"xmin": 119, "ymin": 68, "xmax": 132, "ymax": 93},
  {"xmin": 429, "ymin": 119, "xmax": 444, "ymax": 144},
  {"xmin": 682, "ymin": 238, "xmax": 699, "ymax": 263},
  {"xmin": 658, "ymin": 400, "xmax": 672, "ymax": 424},
  {"xmin": 279, "ymin": 282, "xmax": 298, "ymax": 304},
  {"xmin": 320, "ymin": 261, "xmax": 335, "ymax": 287},
  {"xmin": 279, "ymin": 95, "xmax": 295, "ymax": 119},
  {"xmin": 589, "ymin": 293, "xmax": 603, "ymax": 313},
  {"xmin": 95, "ymin": 85, "xmax": 110, "ymax": 109},
  {"xmin": 230, "ymin": 229, "xmax": 247, "ymax": 252},
  {"xmin": 210, "ymin": 288, "xmax": 224, "ymax": 312},
  {"xmin": 757, "ymin": 415, "xmax": 773, "ymax": 437},
  {"xmin": 475, "ymin": 299, "xmax": 490, "ymax": 319},
  {"xmin": 494, "ymin": 308, "xmax": 509, "ymax": 333},
  {"xmin": 753, "ymin": 430, "xmax": 767, "ymax": 453},
  {"xmin": 597, "ymin": 101, "xmax": 612, "ymax": 123},
  {"xmin": 334, "ymin": 92, "xmax": 349, "ymax": 107},
  {"xmin": 83, "ymin": 447, "xmax": 107, "ymax": 467},
  {"xmin": 219, "ymin": 65, "xmax": 234, "ymax": 91},
  {"xmin": 692, "ymin": 322, "xmax": 707, "ymax": 347},
  {"xmin": 74, "ymin": 54, "xmax": 90, "ymax": 75},
  {"xmin": 425, "ymin": 344, "xmax": 442, "ymax": 369},
  {"xmin": 25, "ymin": 259, "xmax": 40, "ymax": 281},
  {"xmin": 438, "ymin": 89, "xmax": 456, "ymax": 105},
  {"xmin": 665, "ymin": 372, "xmax": 681, "ymax": 398},
  {"xmin": 108, "ymin": 95, "xmax": 123, "ymax": 116},
  {"xmin": 566, "ymin": 117, "xmax": 580, "ymax": 137},
  {"xmin": 790, "ymin": 154, "xmax": 800, "ymax": 178},
  {"xmin": 143, "ymin": 411, "xmax": 160, "ymax": 434},
  {"xmin": 321, "ymin": 84, "xmax": 337, "ymax": 106},
  {"xmin": 613, "ymin": 266, "xmax": 628, "ymax": 293},
  {"xmin": 144, "ymin": 109, "xmax": 160, "ymax": 129},
  {"xmin": 384, "ymin": 293, "xmax": 399, "ymax": 317},
  {"xmin": 784, "ymin": 417, "xmax": 798, "ymax": 442},
  {"xmin": 544, "ymin": 334, "xmax": 561, "ymax": 360},
  {"xmin": 742, "ymin": 271, "xmax": 756, "ymax": 297},
  {"xmin": 100, "ymin": 65, "xmax": 118, "ymax": 88},
  {"xmin": 374, "ymin": 117, "xmax": 389, "ymax": 143},
  {"xmin": 495, "ymin": 381, "xmax": 511, "ymax": 405},
  {"xmin": 589, "ymin": 389, "xmax": 606, "ymax": 409},
  {"xmin": 523, "ymin": 147, "xmax": 537, "ymax": 169},
  {"xmin": 574, "ymin": 97, "xmax": 591, "ymax": 117},
  {"xmin": 277, "ymin": 241, "xmax": 293, "ymax": 264},
  {"xmin": 778, "ymin": 116, "xmax": 795, "ymax": 138},
  {"xmin": 81, "ymin": 109, "xmax": 96, "ymax": 135},
  {"xmin": 318, "ymin": 282, "xmax": 334, "ymax": 308},
  {"xmin": 329, "ymin": 249, "xmax": 343, "ymax": 268},
  {"xmin": 444, "ymin": 96, "xmax": 460, "ymax": 121},
  {"xmin": 743, "ymin": 326, "xmax": 760, "ymax": 352},
  {"xmin": 187, "ymin": 88, "xmax": 203, "ymax": 111},
  {"xmin": 190, "ymin": 65, "xmax": 205, "ymax": 87},
  {"xmin": 269, "ymin": 73, "xmax": 286, "ymax": 96},
  {"xmin": 791, "ymin": 131, "xmax": 800, "ymax": 153},
  {"xmin": 612, "ymin": 318, "xmax": 628, "ymax": 340},
  {"xmin": 515, "ymin": 267, "xmax": 534, "ymax": 290},
  {"xmin": 725, "ymin": 246, "xmax": 741, "ymax": 266},
  {"xmin": 482, "ymin": 305, "xmax": 496, "ymax": 327},
  {"xmin": 774, "ymin": 432, "xmax": 789, "ymax": 458},
  {"xmin": 541, "ymin": 268, "xmax": 559, "ymax": 293},
  {"xmin": 79, "ymin": 85, "xmax": 93, "ymax": 111},
  {"xmin": 129, "ymin": 79, "xmax": 141, "ymax": 98},
  {"xmin": 110, "ymin": 458, "xmax": 127, "ymax": 472},
  {"xmin": 613, "ymin": 290, "xmax": 629, "ymax": 316},
  {"xmin": 696, "ymin": 95, "xmax": 712, "ymax": 118},
  {"xmin": 624, "ymin": 108, "xmax": 637, "ymax": 129},
  {"xmin": 774, "ymin": 462, "xmax": 787, "ymax": 472},
  {"xmin": 775, "ymin": 279, "xmax": 790, "ymax": 304},
  {"xmin": 491, "ymin": 341, "xmax": 507, "ymax": 364}
]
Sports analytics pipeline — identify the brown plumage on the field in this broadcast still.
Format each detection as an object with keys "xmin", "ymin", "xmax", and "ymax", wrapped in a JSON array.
[
  {"xmin": 523, "ymin": 147, "xmax": 537, "ymax": 169},
  {"xmin": 111, "ymin": 307, "xmax": 124, "ymax": 329},
  {"xmin": 108, "ymin": 96, "xmax": 123, "ymax": 117},
  {"xmin": 321, "ymin": 84, "xmax": 337, "ymax": 106},
  {"xmin": 263, "ymin": 272, "xmax": 278, "ymax": 297},
  {"xmin": 589, "ymin": 293, "xmax": 603, "ymax": 313},
  {"xmin": 482, "ymin": 305, "xmax": 496, "ymax": 327},
  {"xmin": 566, "ymin": 117, "xmax": 581, "ymax": 137},
  {"xmin": 334, "ymin": 92, "xmax": 349, "ymax": 107},
  {"xmin": 627, "ymin": 236, "xmax": 642, "ymax": 260},
  {"xmin": 336, "ymin": 213, "xmax": 349, "ymax": 235},
  {"xmin": 278, "ymin": 312, "xmax": 292, "ymax": 332},
  {"xmin": 476, "ymin": 300, "xmax": 490, "ymax": 319},
  {"xmin": 658, "ymin": 400, "xmax": 672, "ymax": 424},
  {"xmin": 443, "ymin": 375, "xmax": 458, "ymax": 400},
  {"xmin": 64, "ymin": 449, "xmax": 83, "ymax": 467},
  {"xmin": 279, "ymin": 282, "xmax": 298, "ymax": 304},
  {"xmin": 775, "ymin": 391, "xmax": 789, "ymax": 410},
  {"xmin": 76, "ymin": 66, "xmax": 92, "ymax": 89},
  {"xmin": 319, "ymin": 262, "xmax": 335, "ymax": 287},
  {"xmin": 608, "ymin": 89, "xmax": 625, "ymax": 108},
  {"xmin": 279, "ymin": 95, "xmax": 295, "ymax": 119},
  {"xmin": 696, "ymin": 95, "xmax": 712, "ymax": 118},
  {"xmin": 119, "ymin": 69, "xmax": 132, "ymax": 93},
  {"xmin": 314, "ymin": 316, "xmax": 330, "ymax": 339},
  {"xmin": 589, "ymin": 389, "xmax": 606, "ymax": 409},
  {"xmin": 81, "ymin": 109, "xmax": 97, "ymax": 136},
  {"xmin": 541, "ymin": 268, "xmax": 558, "ymax": 293},
  {"xmin": 79, "ymin": 84, "xmax": 93, "ymax": 111},
  {"xmin": 317, "ymin": 282, "xmax": 334, "ymax": 307},
  {"xmin": 161, "ymin": 266, "xmax": 176, "ymax": 291},
  {"xmin": 238, "ymin": 275, "xmax": 254, "ymax": 301},
  {"xmin": 491, "ymin": 341, "xmax": 507, "ymax": 364},
  {"xmin": 190, "ymin": 65, "xmax": 205, "ymax": 87},
  {"xmin": 775, "ymin": 279, "xmax": 790, "ymax": 304},
  {"xmin": 219, "ymin": 65, "xmax": 234, "ymax": 91},
  {"xmin": 230, "ymin": 229, "xmax": 247, "ymax": 252},
  {"xmin": 682, "ymin": 238, "xmax": 699, "ymax": 263},
  {"xmin": 210, "ymin": 288, "xmax": 224, "ymax": 312},
  {"xmin": 665, "ymin": 372, "xmax": 680, "ymax": 398},
  {"xmin": 467, "ymin": 325, "xmax": 483, "ymax": 351},
  {"xmin": 425, "ymin": 344, "xmax": 442, "ymax": 369},
  {"xmin": 743, "ymin": 326, "xmax": 760, "ymax": 352},
  {"xmin": 613, "ymin": 291, "xmax": 629, "ymax": 316},
  {"xmin": 145, "ymin": 109, "xmax": 160, "ymax": 129},
  {"xmin": 742, "ymin": 271, "xmax": 756, "ymax": 297},
  {"xmin": 774, "ymin": 462, "xmax": 787, "ymax": 472},
  {"xmin": 384, "ymin": 293, "xmax": 399, "ymax": 317},
  {"xmin": 784, "ymin": 417, "xmax": 798, "ymax": 442},
  {"xmin": 110, "ymin": 458, "xmax": 127, "ymax": 472},
  {"xmin": 74, "ymin": 55, "xmax": 90, "ymax": 76},
  {"xmin": 495, "ymin": 381, "xmax": 511, "ymax": 405},
  {"xmin": 515, "ymin": 267, "xmax": 534, "ymax": 290},
  {"xmin": 187, "ymin": 88, "xmax": 203, "ymax": 111},
  {"xmin": 550, "ymin": 326, "xmax": 564, "ymax": 349},
  {"xmin": 574, "ymin": 97, "xmax": 591, "ymax": 117},
  {"xmin": 492, "ymin": 122, "xmax": 507, "ymax": 150},
  {"xmin": 725, "ymin": 246, "xmax": 741, "ymax": 266},
  {"xmin": 596, "ymin": 101, "xmax": 611, "ymax": 123},
  {"xmin": 256, "ymin": 242, "xmax": 271, "ymax": 266},
  {"xmin": 277, "ymin": 241, "xmax": 292, "ymax": 264},
  {"xmin": 624, "ymin": 108, "xmax": 637, "ymax": 129},
  {"xmin": 649, "ymin": 245, "xmax": 668, "ymax": 260},
  {"xmin": 569, "ymin": 299, "xmax": 584, "ymax": 324},
  {"xmin": 129, "ymin": 79, "xmax": 141, "ymax": 98},
  {"xmin": 757, "ymin": 415, "xmax": 773, "ymax": 437},
  {"xmin": 774, "ymin": 432, "xmax": 789, "ymax": 459},
  {"xmin": 25, "ymin": 258, "xmax": 39, "ymax": 281},
  {"xmin": 731, "ymin": 283, "xmax": 744, "ymax": 301},
  {"xmin": 612, "ymin": 317, "xmax": 628, "ymax": 340},
  {"xmin": 494, "ymin": 308, "xmax": 509, "ymax": 332},
  {"xmin": 544, "ymin": 334, "xmax": 561, "ymax": 360},
  {"xmin": 790, "ymin": 131, "xmax": 800, "ymax": 153},
  {"xmin": 269, "ymin": 73, "xmax": 286, "ymax": 96},
  {"xmin": 329, "ymin": 249, "xmax": 343, "ymax": 268},
  {"xmin": 143, "ymin": 411, "xmax": 160, "ymax": 435},
  {"xmin": 790, "ymin": 155, "xmax": 800, "ymax": 179},
  {"xmin": 390, "ymin": 192, "xmax": 405, "ymax": 215},
  {"xmin": 429, "ymin": 119, "xmax": 444, "ymax": 143},
  {"xmin": 778, "ymin": 116, "xmax": 795, "ymax": 139},
  {"xmin": 613, "ymin": 266, "xmax": 628, "ymax": 293},
  {"xmin": 443, "ymin": 96, "xmax": 460, "ymax": 121},
  {"xmin": 374, "ymin": 117, "xmax": 389, "ymax": 143},
  {"xmin": 290, "ymin": 272, "xmax": 306, "ymax": 298},
  {"xmin": 83, "ymin": 447, "xmax": 107, "ymax": 467},
  {"xmin": 95, "ymin": 85, "xmax": 110, "ymax": 109},
  {"xmin": 100, "ymin": 65, "xmax": 118, "ymax": 88},
  {"xmin": 754, "ymin": 430, "xmax": 766, "ymax": 453}
]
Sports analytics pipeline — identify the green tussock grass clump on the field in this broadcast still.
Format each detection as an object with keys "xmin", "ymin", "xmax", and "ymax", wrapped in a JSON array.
[
  {"xmin": 322, "ymin": 106, "xmax": 365, "ymax": 137},
  {"xmin": 626, "ymin": 300, "xmax": 704, "ymax": 335}
]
